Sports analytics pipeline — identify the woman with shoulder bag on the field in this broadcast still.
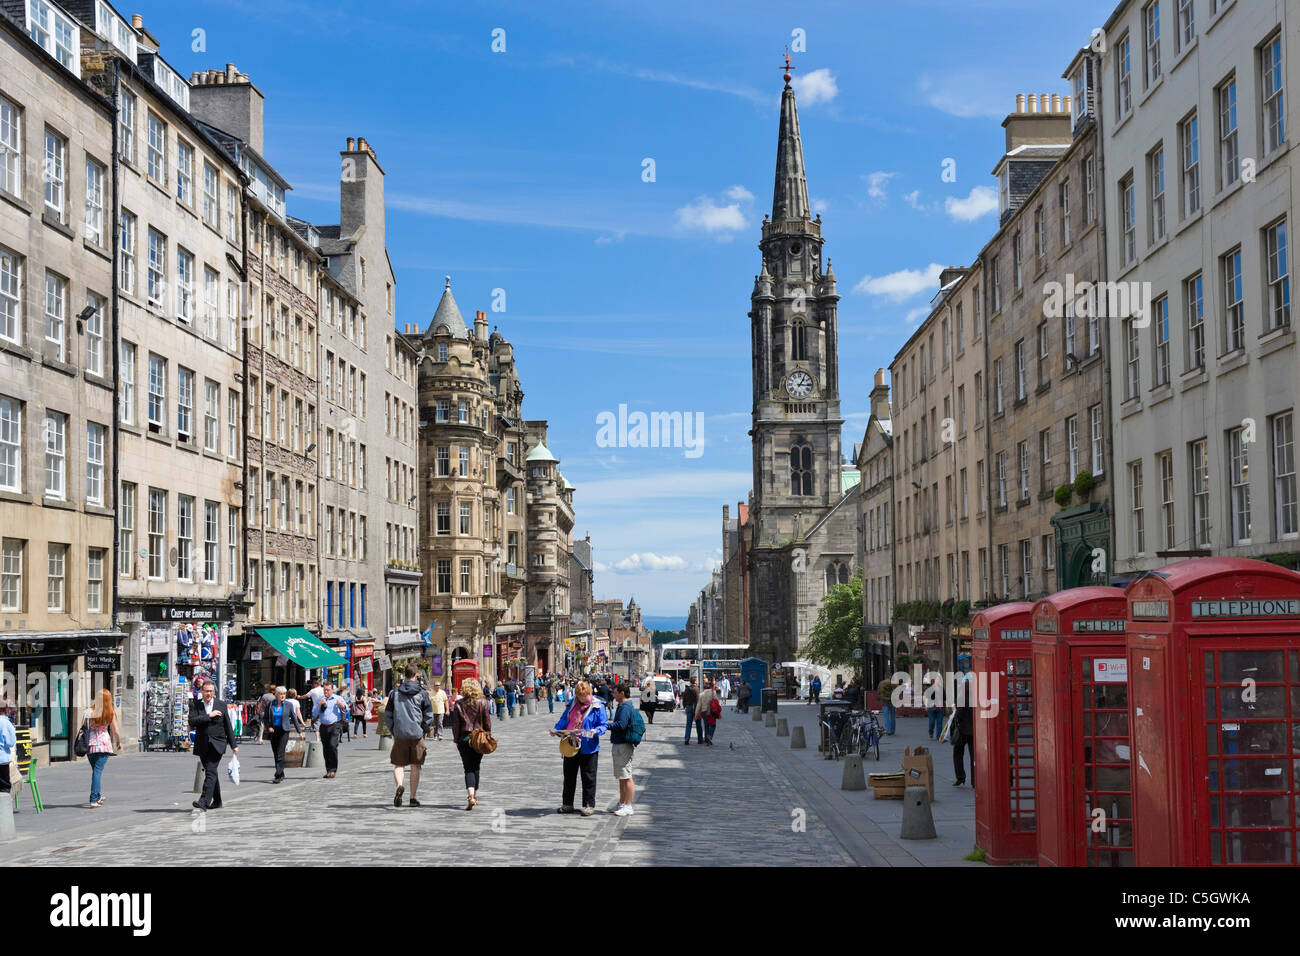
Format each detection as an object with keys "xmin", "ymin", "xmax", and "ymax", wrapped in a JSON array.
[
  {"xmin": 81, "ymin": 688, "xmax": 121, "ymax": 808},
  {"xmin": 352, "ymin": 689, "xmax": 369, "ymax": 739},
  {"xmin": 452, "ymin": 678, "xmax": 493, "ymax": 810}
]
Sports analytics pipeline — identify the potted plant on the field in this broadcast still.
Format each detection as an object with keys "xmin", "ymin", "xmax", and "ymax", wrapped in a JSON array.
[
  {"xmin": 1055, "ymin": 483, "xmax": 1073, "ymax": 508},
  {"xmin": 1073, "ymin": 470, "xmax": 1095, "ymax": 500}
]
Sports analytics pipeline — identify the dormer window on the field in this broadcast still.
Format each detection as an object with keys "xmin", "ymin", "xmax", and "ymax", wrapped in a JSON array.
[{"xmin": 998, "ymin": 166, "xmax": 1010, "ymax": 215}]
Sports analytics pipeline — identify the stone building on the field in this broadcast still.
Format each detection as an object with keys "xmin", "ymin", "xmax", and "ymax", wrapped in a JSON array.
[
  {"xmin": 184, "ymin": 63, "xmax": 326, "ymax": 693},
  {"xmin": 568, "ymin": 532, "xmax": 593, "ymax": 665},
  {"xmin": 523, "ymin": 420, "xmax": 573, "ymax": 675},
  {"xmin": 854, "ymin": 369, "xmax": 893, "ymax": 683},
  {"xmin": 983, "ymin": 92, "xmax": 1109, "ymax": 598},
  {"xmin": 66, "ymin": 11, "xmax": 249, "ymax": 749},
  {"xmin": 719, "ymin": 502, "xmax": 749, "ymax": 646},
  {"xmin": 0, "ymin": 5, "xmax": 117, "ymax": 761},
  {"xmin": 747, "ymin": 70, "xmax": 859, "ymax": 665},
  {"xmin": 1094, "ymin": 0, "xmax": 1300, "ymax": 574},
  {"xmin": 299, "ymin": 134, "xmax": 421, "ymax": 691}
]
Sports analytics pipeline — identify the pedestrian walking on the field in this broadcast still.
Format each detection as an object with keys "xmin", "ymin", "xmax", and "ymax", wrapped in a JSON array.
[
  {"xmin": 264, "ymin": 686, "xmax": 304, "ymax": 783},
  {"xmin": 926, "ymin": 681, "xmax": 946, "ymax": 739},
  {"xmin": 877, "ymin": 676, "xmax": 897, "ymax": 735},
  {"xmin": 452, "ymin": 678, "xmax": 493, "ymax": 810},
  {"xmin": 551, "ymin": 680, "xmax": 608, "ymax": 815},
  {"xmin": 545, "ymin": 676, "xmax": 556, "ymax": 714},
  {"xmin": 492, "ymin": 682, "xmax": 506, "ymax": 719},
  {"xmin": 79, "ymin": 688, "xmax": 121, "ymax": 808},
  {"xmin": 810, "ymin": 675, "xmax": 822, "ymax": 704},
  {"xmin": 718, "ymin": 675, "xmax": 731, "ymax": 702},
  {"xmin": 0, "ymin": 697, "xmax": 15, "ymax": 795},
  {"xmin": 737, "ymin": 679, "xmax": 752, "ymax": 714},
  {"xmin": 306, "ymin": 678, "xmax": 325, "ymax": 735},
  {"xmin": 313, "ymin": 682, "xmax": 350, "ymax": 778},
  {"xmin": 697, "ymin": 679, "xmax": 721, "ymax": 746},
  {"xmin": 190, "ymin": 680, "xmax": 238, "ymax": 811},
  {"xmin": 386, "ymin": 664, "xmax": 434, "ymax": 807},
  {"xmin": 429, "ymin": 681, "xmax": 448, "ymax": 740},
  {"xmin": 951, "ymin": 654, "xmax": 976, "ymax": 787},
  {"xmin": 681, "ymin": 679, "xmax": 702, "ymax": 745},
  {"xmin": 254, "ymin": 685, "xmax": 275, "ymax": 744},
  {"xmin": 608, "ymin": 683, "xmax": 645, "ymax": 816},
  {"xmin": 639, "ymin": 679, "xmax": 657, "ymax": 725},
  {"xmin": 352, "ymin": 689, "xmax": 370, "ymax": 739}
]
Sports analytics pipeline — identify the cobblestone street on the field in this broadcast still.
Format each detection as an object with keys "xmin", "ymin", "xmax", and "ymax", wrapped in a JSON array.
[{"xmin": 1, "ymin": 703, "xmax": 978, "ymax": 866}]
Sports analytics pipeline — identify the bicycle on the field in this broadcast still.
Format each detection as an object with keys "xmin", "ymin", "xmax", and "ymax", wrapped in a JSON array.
[
  {"xmin": 819, "ymin": 720, "xmax": 843, "ymax": 760},
  {"xmin": 839, "ymin": 710, "xmax": 882, "ymax": 760}
]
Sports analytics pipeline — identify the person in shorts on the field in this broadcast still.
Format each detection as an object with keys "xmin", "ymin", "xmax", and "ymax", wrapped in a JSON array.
[
  {"xmin": 608, "ymin": 683, "xmax": 640, "ymax": 816},
  {"xmin": 384, "ymin": 664, "xmax": 433, "ymax": 807}
]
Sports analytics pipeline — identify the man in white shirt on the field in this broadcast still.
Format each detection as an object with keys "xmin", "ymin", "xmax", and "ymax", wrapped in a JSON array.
[{"xmin": 307, "ymin": 678, "xmax": 325, "ymax": 736}]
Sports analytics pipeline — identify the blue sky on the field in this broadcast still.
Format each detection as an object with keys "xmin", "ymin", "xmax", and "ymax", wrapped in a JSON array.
[{"xmin": 137, "ymin": 0, "xmax": 1109, "ymax": 619}]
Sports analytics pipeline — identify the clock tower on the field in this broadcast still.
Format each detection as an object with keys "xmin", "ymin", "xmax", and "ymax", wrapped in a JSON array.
[{"xmin": 748, "ymin": 59, "xmax": 847, "ymax": 663}]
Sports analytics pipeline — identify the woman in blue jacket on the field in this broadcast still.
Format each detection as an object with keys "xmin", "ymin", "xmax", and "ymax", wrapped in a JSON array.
[{"xmin": 550, "ymin": 680, "xmax": 608, "ymax": 816}]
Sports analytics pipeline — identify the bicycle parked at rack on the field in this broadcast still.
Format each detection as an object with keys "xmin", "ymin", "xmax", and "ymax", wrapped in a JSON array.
[{"xmin": 839, "ymin": 710, "xmax": 883, "ymax": 761}]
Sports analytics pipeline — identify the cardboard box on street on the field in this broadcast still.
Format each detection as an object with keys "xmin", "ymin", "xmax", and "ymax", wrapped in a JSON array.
[{"xmin": 901, "ymin": 745, "xmax": 934, "ymax": 801}]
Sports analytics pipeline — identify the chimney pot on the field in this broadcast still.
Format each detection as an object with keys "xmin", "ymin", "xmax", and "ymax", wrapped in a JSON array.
[
  {"xmin": 1027, "ymin": 93, "xmax": 1038, "ymax": 113},
  {"xmin": 476, "ymin": 310, "xmax": 486, "ymax": 320},
  {"xmin": 1063, "ymin": 95, "xmax": 1072, "ymax": 114},
  {"xmin": 1051, "ymin": 93, "xmax": 1062, "ymax": 113},
  {"xmin": 1015, "ymin": 93, "xmax": 1026, "ymax": 113},
  {"xmin": 1041, "ymin": 93, "xmax": 1051, "ymax": 113},
  {"xmin": 131, "ymin": 14, "xmax": 142, "ymax": 28},
  {"xmin": 346, "ymin": 137, "xmax": 356, "ymax": 151}
]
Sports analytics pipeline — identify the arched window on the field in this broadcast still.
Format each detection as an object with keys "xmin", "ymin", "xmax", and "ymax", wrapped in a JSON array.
[
  {"xmin": 839, "ymin": 563, "xmax": 850, "ymax": 585},
  {"xmin": 790, "ymin": 441, "xmax": 813, "ymax": 495},
  {"xmin": 825, "ymin": 565, "xmax": 838, "ymax": 592},
  {"xmin": 792, "ymin": 322, "xmax": 807, "ymax": 361}
]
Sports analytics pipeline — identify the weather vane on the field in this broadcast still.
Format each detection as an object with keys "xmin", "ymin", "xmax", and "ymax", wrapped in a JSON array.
[{"xmin": 782, "ymin": 46, "xmax": 794, "ymax": 87}]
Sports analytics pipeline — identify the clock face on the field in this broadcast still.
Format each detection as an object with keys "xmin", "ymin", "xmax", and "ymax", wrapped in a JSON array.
[{"xmin": 786, "ymin": 371, "xmax": 814, "ymax": 397}]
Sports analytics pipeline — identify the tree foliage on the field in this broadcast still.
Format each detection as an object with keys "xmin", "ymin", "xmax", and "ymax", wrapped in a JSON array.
[{"xmin": 799, "ymin": 575, "xmax": 863, "ymax": 669}]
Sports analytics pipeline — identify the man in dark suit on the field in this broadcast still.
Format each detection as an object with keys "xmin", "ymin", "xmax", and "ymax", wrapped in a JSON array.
[{"xmin": 190, "ymin": 679, "xmax": 238, "ymax": 810}]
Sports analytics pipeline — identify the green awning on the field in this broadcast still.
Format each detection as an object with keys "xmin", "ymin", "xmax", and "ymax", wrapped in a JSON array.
[{"xmin": 251, "ymin": 626, "xmax": 346, "ymax": 667}]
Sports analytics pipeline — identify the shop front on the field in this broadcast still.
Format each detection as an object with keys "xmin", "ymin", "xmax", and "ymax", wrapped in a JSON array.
[
  {"xmin": 129, "ymin": 605, "xmax": 232, "ymax": 753},
  {"xmin": 385, "ymin": 632, "xmax": 431, "ymax": 693},
  {"xmin": 0, "ymin": 629, "xmax": 125, "ymax": 764}
]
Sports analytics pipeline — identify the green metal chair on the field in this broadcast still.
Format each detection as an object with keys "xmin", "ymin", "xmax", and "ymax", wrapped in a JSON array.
[{"xmin": 15, "ymin": 728, "xmax": 42, "ymax": 813}]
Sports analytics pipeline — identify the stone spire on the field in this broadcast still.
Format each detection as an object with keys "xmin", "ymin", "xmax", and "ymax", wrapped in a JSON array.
[{"xmin": 771, "ymin": 69, "xmax": 810, "ymax": 224}]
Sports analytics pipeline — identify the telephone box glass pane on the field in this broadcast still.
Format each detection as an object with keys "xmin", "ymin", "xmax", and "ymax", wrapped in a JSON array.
[
  {"xmin": 1007, "ymin": 660, "xmax": 1035, "ymax": 833},
  {"xmin": 1219, "ymin": 650, "xmax": 1285, "ymax": 683},
  {"xmin": 1080, "ymin": 655, "xmax": 1133, "ymax": 865}
]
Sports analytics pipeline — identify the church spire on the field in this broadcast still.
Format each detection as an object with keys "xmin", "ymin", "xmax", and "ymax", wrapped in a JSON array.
[{"xmin": 772, "ymin": 51, "xmax": 810, "ymax": 224}]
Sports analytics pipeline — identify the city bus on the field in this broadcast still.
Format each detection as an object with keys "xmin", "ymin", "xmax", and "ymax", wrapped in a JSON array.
[{"xmin": 657, "ymin": 643, "xmax": 750, "ymax": 686}]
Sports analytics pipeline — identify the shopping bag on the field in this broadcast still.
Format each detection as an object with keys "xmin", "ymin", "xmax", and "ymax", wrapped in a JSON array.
[
  {"xmin": 226, "ymin": 754, "xmax": 241, "ymax": 785},
  {"xmin": 940, "ymin": 710, "xmax": 957, "ymax": 743}
]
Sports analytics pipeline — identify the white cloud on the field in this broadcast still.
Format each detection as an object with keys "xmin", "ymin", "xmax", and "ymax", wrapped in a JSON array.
[
  {"xmin": 905, "ymin": 305, "xmax": 931, "ymax": 325},
  {"xmin": 918, "ymin": 73, "xmax": 1007, "ymax": 119},
  {"xmin": 853, "ymin": 263, "xmax": 944, "ymax": 301},
  {"xmin": 903, "ymin": 189, "xmax": 936, "ymax": 213},
  {"xmin": 724, "ymin": 184, "xmax": 755, "ymax": 203},
  {"xmin": 811, "ymin": 196, "xmax": 830, "ymax": 215},
  {"xmin": 792, "ymin": 68, "xmax": 838, "ymax": 106},
  {"xmin": 594, "ymin": 230, "xmax": 626, "ymax": 245},
  {"xmin": 675, "ymin": 195, "xmax": 747, "ymax": 235},
  {"xmin": 945, "ymin": 185, "xmax": 998, "ymax": 222},
  {"xmin": 864, "ymin": 171, "xmax": 896, "ymax": 201},
  {"xmin": 598, "ymin": 552, "xmax": 690, "ymax": 574}
]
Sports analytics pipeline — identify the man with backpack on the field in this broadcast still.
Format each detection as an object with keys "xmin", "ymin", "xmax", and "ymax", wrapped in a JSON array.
[{"xmin": 608, "ymin": 683, "xmax": 644, "ymax": 816}]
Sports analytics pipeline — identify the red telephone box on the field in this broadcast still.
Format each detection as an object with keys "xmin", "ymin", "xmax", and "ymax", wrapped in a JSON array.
[
  {"xmin": 451, "ymin": 658, "xmax": 480, "ymax": 692},
  {"xmin": 1126, "ymin": 557, "xmax": 1300, "ymax": 866},
  {"xmin": 972, "ymin": 602, "xmax": 1036, "ymax": 865},
  {"xmin": 1032, "ymin": 587, "xmax": 1133, "ymax": 866}
]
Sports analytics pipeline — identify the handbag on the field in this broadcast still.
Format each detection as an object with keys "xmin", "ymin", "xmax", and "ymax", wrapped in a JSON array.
[
  {"xmin": 74, "ymin": 718, "xmax": 91, "ymax": 757},
  {"xmin": 468, "ymin": 702, "xmax": 497, "ymax": 755}
]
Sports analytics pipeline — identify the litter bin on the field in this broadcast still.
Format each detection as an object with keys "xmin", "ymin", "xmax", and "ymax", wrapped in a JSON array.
[
  {"xmin": 761, "ymin": 688, "xmax": 779, "ymax": 713},
  {"xmin": 818, "ymin": 699, "xmax": 853, "ymax": 754}
]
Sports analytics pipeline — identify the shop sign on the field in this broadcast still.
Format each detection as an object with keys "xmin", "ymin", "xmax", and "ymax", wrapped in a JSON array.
[
  {"xmin": 378, "ymin": 655, "xmax": 392, "ymax": 671},
  {"xmin": 144, "ymin": 605, "xmax": 233, "ymax": 623},
  {"xmin": 85, "ymin": 650, "xmax": 120, "ymax": 672},
  {"xmin": 483, "ymin": 645, "xmax": 493, "ymax": 658},
  {"xmin": 359, "ymin": 657, "xmax": 373, "ymax": 675},
  {"xmin": 431, "ymin": 653, "xmax": 443, "ymax": 675},
  {"xmin": 352, "ymin": 645, "xmax": 374, "ymax": 659},
  {"xmin": 1191, "ymin": 599, "xmax": 1300, "ymax": 618},
  {"xmin": 251, "ymin": 650, "xmax": 263, "ymax": 661}
]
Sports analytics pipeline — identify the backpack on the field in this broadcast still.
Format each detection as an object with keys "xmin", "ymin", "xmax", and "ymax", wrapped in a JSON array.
[
  {"xmin": 709, "ymin": 698, "xmax": 722, "ymax": 720},
  {"xmin": 624, "ymin": 705, "xmax": 646, "ymax": 745}
]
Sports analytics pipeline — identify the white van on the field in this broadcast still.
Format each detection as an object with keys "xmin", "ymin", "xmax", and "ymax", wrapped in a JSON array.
[{"xmin": 649, "ymin": 674, "xmax": 676, "ymax": 712}]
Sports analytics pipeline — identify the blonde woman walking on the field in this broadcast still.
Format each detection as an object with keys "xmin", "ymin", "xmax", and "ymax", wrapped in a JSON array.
[{"xmin": 452, "ymin": 678, "xmax": 493, "ymax": 810}]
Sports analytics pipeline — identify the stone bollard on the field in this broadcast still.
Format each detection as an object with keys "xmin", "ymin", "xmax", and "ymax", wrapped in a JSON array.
[
  {"xmin": 900, "ymin": 786, "xmax": 938, "ymax": 840},
  {"xmin": 751, "ymin": 708, "xmax": 762, "ymax": 721},
  {"xmin": 378, "ymin": 735, "xmax": 393, "ymax": 752},
  {"xmin": 305, "ymin": 740, "xmax": 325, "ymax": 768},
  {"xmin": 527, "ymin": 698, "xmax": 537, "ymax": 715},
  {"xmin": 0, "ymin": 792, "xmax": 16, "ymax": 841},
  {"xmin": 776, "ymin": 717, "xmax": 789, "ymax": 737},
  {"xmin": 790, "ymin": 725, "xmax": 807, "ymax": 749},
  {"xmin": 764, "ymin": 712, "xmax": 776, "ymax": 728},
  {"xmin": 841, "ymin": 754, "xmax": 867, "ymax": 791},
  {"xmin": 193, "ymin": 760, "xmax": 206, "ymax": 793}
]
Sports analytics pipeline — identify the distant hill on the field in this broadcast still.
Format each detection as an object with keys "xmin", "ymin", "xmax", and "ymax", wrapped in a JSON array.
[{"xmin": 644, "ymin": 616, "xmax": 685, "ymax": 631}]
